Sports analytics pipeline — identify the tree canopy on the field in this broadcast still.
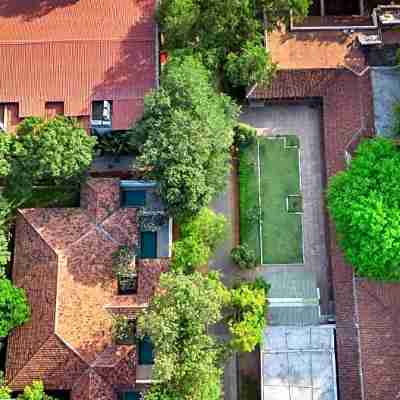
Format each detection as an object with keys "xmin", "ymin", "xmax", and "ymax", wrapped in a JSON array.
[
  {"xmin": 0, "ymin": 376, "xmax": 57, "ymax": 400},
  {"xmin": 172, "ymin": 208, "xmax": 226, "ymax": 273},
  {"xmin": 157, "ymin": 0, "xmax": 310, "ymax": 89},
  {"xmin": 0, "ymin": 278, "xmax": 30, "ymax": 338},
  {"xmin": 131, "ymin": 55, "xmax": 238, "ymax": 221},
  {"xmin": 327, "ymin": 137, "xmax": 400, "ymax": 280},
  {"xmin": 138, "ymin": 271, "xmax": 229, "ymax": 400},
  {"xmin": 2, "ymin": 116, "xmax": 96, "ymax": 201}
]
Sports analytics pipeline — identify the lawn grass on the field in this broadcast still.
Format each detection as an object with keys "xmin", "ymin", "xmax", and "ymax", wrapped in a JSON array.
[
  {"xmin": 259, "ymin": 137, "xmax": 303, "ymax": 264},
  {"xmin": 239, "ymin": 136, "xmax": 303, "ymax": 265},
  {"xmin": 238, "ymin": 141, "xmax": 261, "ymax": 263}
]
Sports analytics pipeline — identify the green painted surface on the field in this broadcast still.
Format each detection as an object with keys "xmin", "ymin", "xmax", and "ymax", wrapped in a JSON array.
[{"xmin": 239, "ymin": 136, "xmax": 303, "ymax": 264}]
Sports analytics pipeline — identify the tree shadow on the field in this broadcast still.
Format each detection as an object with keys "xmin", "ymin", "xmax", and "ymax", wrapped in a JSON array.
[
  {"xmin": 92, "ymin": 20, "xmax": 156, "ymax": 102},
  {"xmin": 0, "ymin": 0, "xmax": 80, "ymax": 21}
]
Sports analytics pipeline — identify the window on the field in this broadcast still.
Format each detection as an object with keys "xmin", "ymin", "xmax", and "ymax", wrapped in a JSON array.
[
  {"xmin": 118, "ymin": 392, "xmax": 143, "ymax": 400},
  {"xmin": 121, "ymin": 189, "xmax": 146, "ymax": 207},
  {"xmin": 0, "ymin": 104, "xmax": 5, "ymax": 131},
  {"xmin": 118, "ymin": 273, "xmax": 138, "ymax": 295},
  {"xmin": 114, "ymin": 317, "xmax": 137, "ymax": 345},
  {"xmin": 91, "ymin": 100, "xmax": 112, "ymax": 127},
  {"xmin": 141, "ymin": 231, "xmax": 157, "ymax": 259},
  {"xmin": 138, "ymin": 336, "xmax": 155, "ymax": 365}
]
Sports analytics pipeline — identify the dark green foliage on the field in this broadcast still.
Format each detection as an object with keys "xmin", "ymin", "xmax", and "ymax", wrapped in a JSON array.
[
  {"xmin": 95, "ymin": 130, "xmax": 137, "ymax": 155},
  {"xmin": 327, "ymin": 137, "xmax": 400, "ymax": 280},
  {"xmin": 0, "ymin": 278, "xmax": 30, "ymax": 338},
  {"xmin": 157, "ymin": 0, "xmax": 310, "ymax": 89},
  {"xmin": 131, "ymin": 55, "xmax": 238, "ymax": 220},
  {"xmin": 233, "ymin": 123, "xmax": 257, "ymax": 148},
  {"xmin": 231, "ymin": 244, "xmax": 258, "ymax": 270}
]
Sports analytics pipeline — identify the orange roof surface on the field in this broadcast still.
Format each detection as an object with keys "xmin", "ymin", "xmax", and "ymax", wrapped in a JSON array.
[
  {"xmin": 6, "ymin": 178, "xmax": 168, "ymax": 399},
  {"xmin": 267, "ymin": 25, "xmax": 367, "ymax": 72},
  {"xmin": 0, "ymin": 0, "xmax": 156, "ymax": 127}
]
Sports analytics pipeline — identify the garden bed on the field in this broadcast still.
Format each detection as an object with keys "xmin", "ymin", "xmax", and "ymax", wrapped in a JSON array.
[{"xmin": 239, "ymin": 136, "xmax": 303, "ymax": 264}]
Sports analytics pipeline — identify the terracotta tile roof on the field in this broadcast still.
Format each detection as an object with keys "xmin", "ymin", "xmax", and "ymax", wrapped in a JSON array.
[
  {"xmin": 249, "ymin": 68, "xmax": 375, "ymax": 400},
  {"xmin": 267, "ymin": 25, "xmax": 367, "ymax": 71},
  {"xmin": 355, "ymin": 280, "xmax": 400, "ymax": 400},
  {"xmin": 6, "ymin": 178, "xmax": 169, "ymax": 399},
  {"xmin": 0, "ymin": 0, "xmax": 156, "ymax": 128}
]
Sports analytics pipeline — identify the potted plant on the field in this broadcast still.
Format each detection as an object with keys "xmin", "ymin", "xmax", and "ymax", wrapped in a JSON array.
[
  {"xmin": 112, "ymin": 245, "xmax": 138, "ymax": 294},
  {"xmin": 112, "ymin": 315, "xmax": 136, "ymax": 345}
]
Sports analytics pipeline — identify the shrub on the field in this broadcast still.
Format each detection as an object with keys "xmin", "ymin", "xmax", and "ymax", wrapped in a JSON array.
[
  {"xmin": 231, "ymin": 244, "xmax": 257, "ymax": 270},
  {"xmin": 112, "ymin": 315, "xmax": 135, "ymax": 344},
  {"xmin": 180, "ymin": 208, "xmax": 226, "ymax": 252},
  {"xmin": 227, "ymin": 278, "xmax": 270, "ymax": 353},
  {"xmin": 0, "ymin": 278, "xmax": 30, "ymax": 338},
  {"xmin": 171, "ymin": 236, "xmax": 210, "ymax": 273},
  {"xmin": 327, "ymin": 137, "xmax": 400, "ymax": 280},
  {"xmin": 171, "ymin": 208, "xmax": 226, "ymax": 273},
  {"xmin": 233, "ymin": 123, "xmax": 257, "ymax": 148}
]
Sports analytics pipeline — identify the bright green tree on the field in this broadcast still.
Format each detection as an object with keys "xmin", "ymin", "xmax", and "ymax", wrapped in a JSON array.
[
  {"xmin": 327, "ymin": 137, "xmax": 400, "ymax": 280},
  {"xmin": 138, "ymin": 271, "xmax": 230, "ymax": 400},
  {"xmin": 157, "ymin": 0, "xmax": 310, "ymax": 89},
  {"xmin": 131, "ymin": 56, "xmax": 238, "ymax": 220},
  {"xmin": 16, "ymin": 380, "xmax": 58, "ymax": 400},
  {"xmin": 5, "ymin": 116, "xmax": 96, "ymax": 201},
  {"xmin": 171, "ymin": 208, "xmax": 227, "ymax": 273},
  {"xmin": 227, "ymin": 278, "xmax": 270, "ymax": 353},
  {"xmin": 0, "ymin": 278, "xmax": 30, "ymax": 338}
]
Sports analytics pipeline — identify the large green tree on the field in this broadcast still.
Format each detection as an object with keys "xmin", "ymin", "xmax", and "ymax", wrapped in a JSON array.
[
  {"xmin": 131, "ymin": 55, "xmax": 238, "ymax": 221},
  {"xmin": 328, "ymin": 137, "xmax": 400, "ymax": 280},
  {"xmin": 0, "ymin": 278, "xmax": 30, "ymax": 338},
  {"xmin": 138, "ymin": 271, "xmax": 230, "ymax": 400},
  {"xmin": 157, "ymin": 0, "xmax": 310, "ymax": 89},
  {"xmin": 10, "ymin": 116, "xmax": 96, "ymax": 184}
]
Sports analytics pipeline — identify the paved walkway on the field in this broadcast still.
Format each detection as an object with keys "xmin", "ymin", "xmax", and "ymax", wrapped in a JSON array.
[
  {"xmin": 241, "ymin": 104, "xmax": 332, "ymax": 315},
  {"xmin": 209, "ymin": 161, "xmax": 240, "ymax": 286}
]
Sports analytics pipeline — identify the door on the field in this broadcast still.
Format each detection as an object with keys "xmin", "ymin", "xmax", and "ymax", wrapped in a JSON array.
[{"xmin": 140, "ymin": 231, "xmax": 157, "ymax": 258}]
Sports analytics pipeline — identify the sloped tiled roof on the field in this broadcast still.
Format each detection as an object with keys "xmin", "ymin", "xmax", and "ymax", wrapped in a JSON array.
[
  {"xmin": 0, "ymin": 0, "xmax": 156, "ymax": 128},
  {"xmin": 6, "ymin": 178, "xmax": 168, "ymax": 398},
  {"xmin": 355, "ymin": 280, "xmax": 400, "ymax": 400}
]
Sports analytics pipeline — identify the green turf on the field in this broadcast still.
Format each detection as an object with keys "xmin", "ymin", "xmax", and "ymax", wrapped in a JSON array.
[
  {"xmin": 259, "ymin": 137, "xmax": 303, "ymax": 264},
  {"xmin": 238, "ymin": 141, "xmax": 261, "ymax": 263}
]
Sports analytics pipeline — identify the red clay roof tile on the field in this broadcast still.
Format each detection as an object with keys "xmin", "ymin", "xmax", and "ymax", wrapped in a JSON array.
[
  {"xmin": 0, "ymin": 0, "xmax": 156, "ymax": 128},
  {"xmin": 6, "ymin": 178, "xmax": 169, "ymax": 399}
]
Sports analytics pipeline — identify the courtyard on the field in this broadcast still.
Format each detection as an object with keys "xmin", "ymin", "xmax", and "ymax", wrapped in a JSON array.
[
  {"xmin": 239, "ymin": 136, "xmax": 303, "ymax": 265},
  {"xmin": 241, "ymin": 104, "xmax": 332, "ymax": 316}
]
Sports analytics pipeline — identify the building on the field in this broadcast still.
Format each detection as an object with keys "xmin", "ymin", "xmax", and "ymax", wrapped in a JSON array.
[
  {"xmin": 5, "ymin": 178, "xmax": 171, "ymax": 399},
  {"xmin": 0, "ymin": 0, "xmax": 157, "ymax": 133},
  {"xmin": 247, "ymin": 3, "xmax": 400, "ymax": 400}
]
